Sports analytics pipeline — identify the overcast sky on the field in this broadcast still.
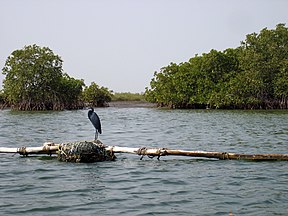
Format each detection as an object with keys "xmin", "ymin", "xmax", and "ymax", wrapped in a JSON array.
[{"xmin": 0, "ymin": 0, "xmax": 287, "ymax": 93}]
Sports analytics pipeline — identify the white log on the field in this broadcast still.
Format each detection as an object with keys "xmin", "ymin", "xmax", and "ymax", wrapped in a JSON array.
[
  {"xmin": 1, "ymin": 142, "xmax": 288, "ymax": 161},
  {"xmin": 0, "ymin": 142, "xmax": 59, "ymax": 155},
  {"xmin": 106, "ymin": 146, "xmax": 142, "ymax": 154},
  {"xmin": 106, "ymin": 146, "xmax": 288, "ymax": 161},
  {"xmin": 0, "ymin": 147, "xmax": 19, "ymax": 153}
]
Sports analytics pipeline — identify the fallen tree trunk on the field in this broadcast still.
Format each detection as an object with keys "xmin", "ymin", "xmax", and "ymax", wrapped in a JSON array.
[
  {"xmin": 0, "ymin": 141, "xmax": 288, "ymax": 161},
  {"xmin": 106, "ymin": 146, "xmax": 288, "ymax": 161}
]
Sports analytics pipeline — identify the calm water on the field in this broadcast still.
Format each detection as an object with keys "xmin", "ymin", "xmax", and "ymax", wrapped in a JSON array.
[{"xmin": 0, "ymin": 108, "xmax": 288, "ymax": 215}]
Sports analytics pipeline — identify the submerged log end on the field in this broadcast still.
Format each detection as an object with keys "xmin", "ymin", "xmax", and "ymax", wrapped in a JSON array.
[{"xmin": 227, "ymin": 153, "xmax": 288, "ymax": 161}]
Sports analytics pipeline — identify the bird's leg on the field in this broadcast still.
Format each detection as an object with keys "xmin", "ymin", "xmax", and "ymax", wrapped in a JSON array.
[{"xmin": 94, "ymin": 130, "xmax": 98, "ymax": 141}]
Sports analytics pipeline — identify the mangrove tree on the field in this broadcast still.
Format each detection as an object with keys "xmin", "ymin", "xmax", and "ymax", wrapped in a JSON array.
[{"xmin": 145, "ymin": 24, "xmax": 288, "ymax": 109}]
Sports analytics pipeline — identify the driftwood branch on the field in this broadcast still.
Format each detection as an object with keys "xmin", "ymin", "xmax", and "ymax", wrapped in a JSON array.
[{"xmin": 0, "ymin": 141, "xmax": 288, "ymax": 161}]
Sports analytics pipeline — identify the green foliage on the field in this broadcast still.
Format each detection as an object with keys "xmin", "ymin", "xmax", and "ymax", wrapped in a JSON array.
[
  {"xmin": 2, "ymin": 44, "xmax": 84, "ymax": 110},
  {"xmin": 238, "ymin": 23, "xmax": 288, "ymax": 108},
  {"xmin": 58, "ymin": 74, "xmax": 85, "ymax": 109},
  {"xmin": 145, "ymin": 24, "xmax": 288, "ymax": 109},
  {"xmin": 83, "ymin": 82, "xmax": 112, "ymax": 107},
  {"xmin": 0, "ymin": 90, "xmax": 5, "ymax": 105},
  {"xmin": 273, "ymin": 59, "xmax": 288, "ymax": 108},
  {"xmin": 112, "ymin": 92, "xmax": 145, "ymax": 101}
]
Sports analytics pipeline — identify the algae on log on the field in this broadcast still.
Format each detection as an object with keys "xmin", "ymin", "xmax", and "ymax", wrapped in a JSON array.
[{"xmin": 58, "ymin": 140, "xmax": 116, "ymax": 162}]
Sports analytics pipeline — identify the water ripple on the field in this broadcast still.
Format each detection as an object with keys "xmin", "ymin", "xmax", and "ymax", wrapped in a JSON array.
[{"xmin": 1, "ymin": 109, "xmax": 288, "ymax": 215}]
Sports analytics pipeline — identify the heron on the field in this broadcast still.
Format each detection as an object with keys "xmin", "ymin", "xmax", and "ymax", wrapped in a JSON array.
[{"xmin": 88, "ymin": 107, "xmax": 102, "ymax": 140}]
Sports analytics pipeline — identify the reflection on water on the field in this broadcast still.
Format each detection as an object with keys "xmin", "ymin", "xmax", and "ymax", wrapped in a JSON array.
[{"xmin": 0, "ymin": 108, "xmax": 288, "ymax": 215}]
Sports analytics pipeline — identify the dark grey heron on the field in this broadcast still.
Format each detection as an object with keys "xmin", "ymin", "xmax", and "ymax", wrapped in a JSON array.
[{"xmin": 88, "ymin": 107, "xmax": 102, "ymax": 140}]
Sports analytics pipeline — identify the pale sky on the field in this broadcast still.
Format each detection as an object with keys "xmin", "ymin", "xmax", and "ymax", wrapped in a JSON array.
[{"xmin": 0, "ymin": 0, "xmax": 287, "ymax": 93}]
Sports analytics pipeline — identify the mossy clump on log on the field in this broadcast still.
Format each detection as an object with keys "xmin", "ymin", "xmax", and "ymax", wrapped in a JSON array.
[{"xmin": 58, "ymin": 140, "xmax": 116, "ymax": 163}]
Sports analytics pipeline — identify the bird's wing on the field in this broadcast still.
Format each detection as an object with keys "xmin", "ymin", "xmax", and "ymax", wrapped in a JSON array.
[{"xmin": 89, "ymin": 112, "xmax": 102, "ymax": 134}]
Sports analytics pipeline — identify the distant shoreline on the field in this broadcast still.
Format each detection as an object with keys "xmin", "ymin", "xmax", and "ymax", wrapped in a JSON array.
[
  {"xmin": 108, "ymin": 101, "xmax": 156, "ymax": 108},
  {"xmin": 0, "ymin": 101, "xmax": 156, "ymax": 110}
]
